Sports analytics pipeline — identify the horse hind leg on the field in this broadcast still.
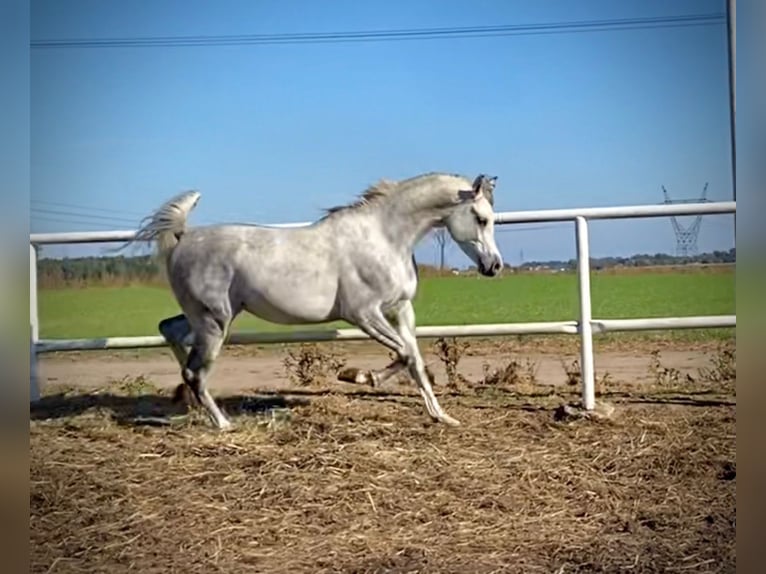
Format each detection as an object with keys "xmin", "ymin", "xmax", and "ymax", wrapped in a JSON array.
[
  {"xmin": 158, "ymin": 314, "xmax": 196, "ymax": 404},
  {"xmin": 182, "ymin": 311, "xmax": 233, "ymax": 430},
  {"xmin": 159, "ymin": 313, "xmax": 194, "ymax": 365}
]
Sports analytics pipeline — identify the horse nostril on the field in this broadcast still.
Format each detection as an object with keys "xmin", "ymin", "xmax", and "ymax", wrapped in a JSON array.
[{"xmin": 492, "ymin": 261, "xmax": 501, "ymax": 274}]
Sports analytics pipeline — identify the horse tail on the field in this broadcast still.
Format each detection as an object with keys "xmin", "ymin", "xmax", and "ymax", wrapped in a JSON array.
[{"xmin": 132, "ymin": 190, "xmax": 201, "ymax": 265}]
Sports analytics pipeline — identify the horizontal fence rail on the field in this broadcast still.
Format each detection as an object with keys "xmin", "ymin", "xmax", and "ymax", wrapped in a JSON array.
[
  {"xmin": 493, "ymin": 201, "xmax": 736, "ymax": 224},
  {"xmin": 30, "ymin": 200, "xmax": 736, "ymax": 410},
  {"xmin": 35, "ymin": 321, "xmax": 583, "ymax": 353},
  {"xmin": 29, "ymin": 221, "xmax": 313, "ymax": 245},
  {"xmin": 34, "ymin": 316, "xmax": 736, "ymax": 355},
  {"xmin": 28, "ymin": 201, "xmax": 735, "ymax": 245}
]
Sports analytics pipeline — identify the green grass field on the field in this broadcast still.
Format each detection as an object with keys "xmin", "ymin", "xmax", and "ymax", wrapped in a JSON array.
[{"xmin": 37, "ymin": 269, "xmax": 735, "ymax": 340}]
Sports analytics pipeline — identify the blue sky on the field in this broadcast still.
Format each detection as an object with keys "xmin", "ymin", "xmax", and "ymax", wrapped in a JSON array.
[{"xmin": 30, "ymin": 0, "xmax": 735, "ymax": 266}]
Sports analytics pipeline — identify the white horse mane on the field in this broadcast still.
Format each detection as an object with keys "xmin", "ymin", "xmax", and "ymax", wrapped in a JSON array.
[
  {"xmin": 323, "ymin": 171, "xmax": 468, "ymax": 217},
  {"xmin": 323, "ymin": 178, "xmax": 398, "ymax": 215}
]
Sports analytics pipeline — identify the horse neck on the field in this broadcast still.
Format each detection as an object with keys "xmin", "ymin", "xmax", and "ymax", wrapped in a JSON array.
[{"xmin": 377, "ymin": 194, "xmax": 449, "ymax": 254}]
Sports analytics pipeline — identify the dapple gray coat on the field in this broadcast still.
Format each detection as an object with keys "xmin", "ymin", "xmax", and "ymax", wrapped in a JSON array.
[{"xmin": 131, "ymin": 172, "xmax": 503, "ymax": 429}]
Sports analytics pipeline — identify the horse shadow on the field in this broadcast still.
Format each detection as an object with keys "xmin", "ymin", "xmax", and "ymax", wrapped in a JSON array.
[
  {"xmin": 29, "ymin": 389, "xmax": 314, "ymax": 426},
  {"xmin": 28, "ymin": 383, "xmax": 431, "ymax": 426},
  {"xmin": 30, "ymin": 383, "xmax": 733, "ymax": 427}
]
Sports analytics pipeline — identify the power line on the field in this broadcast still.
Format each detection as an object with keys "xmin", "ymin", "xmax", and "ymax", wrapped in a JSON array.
[
  {"xmin": 30, "ymin": 207, "xmax": 569, "ymax": 232},
  {"xmin": 31, "ymin": 13, "xmax": 724, "ymax": 49},
  {"xmin": 31, "ymin": 207, "xmax": 140, "ymax": 224},
  {"xmin": 496, "ymin": 223, "xmax": 566, "ymax": 233},
  {"xmin": 31, "ymin": 198, "xmax": 146, "ymax": 217},
  {"xmin": 30, "ymin": 215, "xmax": 132, "ymax": 229}
]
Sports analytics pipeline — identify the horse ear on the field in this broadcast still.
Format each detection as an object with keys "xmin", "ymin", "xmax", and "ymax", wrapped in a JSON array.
[
  {"xmin": 484, "ymin": 175, "xmax": 497, "ymax": 206},
  {"xmin": 471, "ymin": 174, "xmax": 498, "ymax": 205},
  {"xmin": 471, "ymin": 174, "xmax": 485, "ymax": 193}
]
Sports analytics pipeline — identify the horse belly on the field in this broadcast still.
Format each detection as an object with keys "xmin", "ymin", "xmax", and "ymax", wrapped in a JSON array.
[
  {"xmin": 240, "ymin": 286, "xmax": 338, "ymax": 325},
  {"xmin": 233, "ymin": 232, "xmax": 341, "ymax": 324}
]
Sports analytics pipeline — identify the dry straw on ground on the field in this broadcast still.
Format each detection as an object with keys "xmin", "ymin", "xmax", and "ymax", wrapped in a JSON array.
[{"xmin": 31, "ymin": 364, "xmax": 735, "ymax": 574}]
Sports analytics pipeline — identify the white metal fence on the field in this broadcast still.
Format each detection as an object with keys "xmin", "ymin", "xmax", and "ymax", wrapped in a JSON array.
[{"xmin": 29, "ymin": 200, "xmax": 736, "ymax": 409}]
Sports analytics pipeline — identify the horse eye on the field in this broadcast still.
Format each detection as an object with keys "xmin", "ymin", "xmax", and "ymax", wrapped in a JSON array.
[{"xmin": 476, "ymin": 216, "xmax": 488, "ymax": 227}]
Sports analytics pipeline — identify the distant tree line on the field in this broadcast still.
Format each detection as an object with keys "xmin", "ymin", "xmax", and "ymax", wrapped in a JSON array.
[
  {"xmin": 37, "ymin": 255, "xmax": 162, "ymax": 288},
  {"xmin": 514, "ymin": 248, "xmax": 735, "ymax": 272},
  {"xmin": 35, "ymin": 247, "xmax": 735, "ymax": 288}
]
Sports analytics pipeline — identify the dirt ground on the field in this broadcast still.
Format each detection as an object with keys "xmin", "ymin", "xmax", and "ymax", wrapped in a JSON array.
[
  {"xmin": 35, "ymin": 337, "xmax": 721, "ymax": 395},
  {"xmin": 30, "ymin": 338, "xmax": 736, "ymax": 573}
]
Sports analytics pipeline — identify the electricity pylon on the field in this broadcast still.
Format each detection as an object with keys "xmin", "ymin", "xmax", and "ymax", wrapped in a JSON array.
[{"xmin": 661, "ymin": 183, "xmax": 709, "ymax": 257}]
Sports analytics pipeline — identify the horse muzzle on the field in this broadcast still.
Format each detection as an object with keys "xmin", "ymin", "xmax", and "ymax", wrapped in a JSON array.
[{"xmin": 478, "ymin": 255, "xmax": 503, "ymax": 277}]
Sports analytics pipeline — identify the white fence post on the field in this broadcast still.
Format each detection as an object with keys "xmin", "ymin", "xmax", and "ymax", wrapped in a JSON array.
[
  {"xmin": 575, "ymin": 216, "xmax": 596, "ymax": 410},
  {"xmin": 30, "ymin": 243, "xmax": 40, "ymax": 402}
]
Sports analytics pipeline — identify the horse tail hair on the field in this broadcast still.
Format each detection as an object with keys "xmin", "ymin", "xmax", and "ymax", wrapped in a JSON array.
[{"xmin": 131, "ymin": 190, "xmax": 201, "ymax": 265}]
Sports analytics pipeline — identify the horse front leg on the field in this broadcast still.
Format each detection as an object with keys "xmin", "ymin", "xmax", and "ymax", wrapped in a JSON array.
[
  {"xmin": 352, "ymin": 305, "xmax": 458, "ymax": 426},
  {"xmin": 337, "ymin": 308, "xmax": 423, "ymax": 387},
  {"xmin": 337, "ymin": 305, "xmax": 406, "ymax": 387},
  {"xmin": 392, "ymin": 300, "xmax": 460, "ymax": 426},
  {"xmin": 337, "ymin": 357, "xmax": 407, "ymax": 387}
]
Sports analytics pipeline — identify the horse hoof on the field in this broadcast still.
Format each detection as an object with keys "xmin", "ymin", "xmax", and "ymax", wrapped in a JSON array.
[
  {"xmin": 439, "ymin": 414, "xmax": 461, "ymax": 427},
  {"xmin": 338, "ymin": 367, "xmax": 360, "ymax": 383},
  {"xmin": 338, "ymin": 368, "xmax": 371, "ymax": 385},
  {"xmin": 216, "ymin": 420, "xmax": 235, "ymax": 432}
]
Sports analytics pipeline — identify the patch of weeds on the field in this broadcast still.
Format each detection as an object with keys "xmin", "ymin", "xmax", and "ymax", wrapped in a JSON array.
[
  {"xmin": 109, "ymin": 374, "xmax": 158, "ymax": 396},
  {"xmin": 480, "ymin": 357, "xmax": 538, "ymax": 387},
  {"xmin": 432, "ymin": 337, "xmax": 469, "ymax": 389},
  {"xmin": 283, "ymin": 344, "xmax": 346, "ymax": 386},
  {"xmin": 596, "ymin": 371, "xmax": 614, "ymax": 394},
  {"xmin": 560, "ymin": 357, "xmax": 613, "ymax": 394},
  {"xmin": 245, "ymin": 407, "xmax": 293, "ymax": 432},
  {"xmin": 648, "ymin": 350, "xmax": 689, "ymax": 386},
  {"xmin": 562, "ymin": 357, "xmax": 581, "ymax": 386},
  {"xmin": 698, "ymin": 345, "xmax": 736, "ymax": 382}
]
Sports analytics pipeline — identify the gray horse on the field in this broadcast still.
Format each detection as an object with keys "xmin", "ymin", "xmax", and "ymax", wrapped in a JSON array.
[{"xmin": 132, "ymin": 172, "xmax": 503, "ymax": 430}]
